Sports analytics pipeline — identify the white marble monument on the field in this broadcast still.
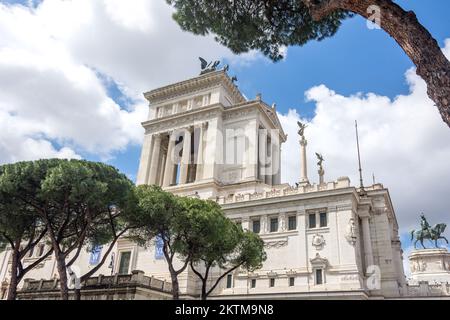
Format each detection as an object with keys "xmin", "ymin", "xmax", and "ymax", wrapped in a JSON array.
[{"xmin": 0, "ymin": 67, "xmax": 413, "ymax": 300}]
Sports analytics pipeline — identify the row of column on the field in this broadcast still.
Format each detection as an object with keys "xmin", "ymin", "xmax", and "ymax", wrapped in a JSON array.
[
  {"xmin": 258, "ymin": 130, "xmax": 281, "ymax": 186},
  {"xmin": 145, "ymin": 124, "xmax": 206, "ymax": 187}
]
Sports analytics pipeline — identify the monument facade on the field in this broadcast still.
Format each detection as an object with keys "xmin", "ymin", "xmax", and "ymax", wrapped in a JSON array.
[{"xmin": 0, "ymin": 66, "xmax": 416, "ymax": 299}]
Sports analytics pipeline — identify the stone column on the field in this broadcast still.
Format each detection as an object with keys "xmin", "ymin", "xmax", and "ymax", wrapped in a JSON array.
[
  {"xmin": 180, "ymin": 128, "xmax": 192, "ymax": 184},
  {"xmin": 265, "ymin": 138, "xmax": 272, "ymax": 185},
  {"xmin": 273, "ymin": 141, "xmax": 281, "ymax": 185},
  {"xmin": 148, "ymin": 134, "xmax": 162, "ymax": 185},
  {"xmin": 158, "ymin": 152, "xmax": 167, "ymax": 186},
  {"xmin": 241, "ymin": 218, "xmax": 250, "ymax": 231},
  {"xmin": 361, "ymin": 216, "xmax": 374, "ymax": 268},
  {"xmin": 318, "ymin": 168, "xmax": 325, "ymax": 185},
  {"xmin": 279, "ymin": 213, "xmax": 287, "ymax": 232},
  {"xmin": 195, "ymin": 123, "xmax": 205, "ymax": 182},
  {"xmin": 300, "ymin": 137, "xmax": 309, "ymax": 185},
  {"xmin": 260, "ymin": 216, "xmax": 268, "ymax": 234},
  {"xmin": 163, "ymin": 132, "xmax": 176, "ymax": 187},
  {"xmin": 244, "ymin": 119, "xmax": 258, "ymax": 180},
  {"xmin": 136, "ymin": 134, "xmax": 153, "ymax": 185},
  {"xmin": 259, "ymin": 130, "xmax": 267, "ymax": 181}
]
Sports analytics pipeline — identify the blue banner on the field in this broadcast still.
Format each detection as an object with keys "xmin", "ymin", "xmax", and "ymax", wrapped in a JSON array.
[
  {"xmin": 155, "ymin": 236, "xmax": 164, "ymax": 260},
  {"xmin": 89, "ymin": 245, "xmax": 103, "ymax": 265}
]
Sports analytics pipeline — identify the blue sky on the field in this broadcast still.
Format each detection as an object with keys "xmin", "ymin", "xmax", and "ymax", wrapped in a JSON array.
[{"xmin": 0, "ymin": 0, "xmax": 449, "ymax": 256}]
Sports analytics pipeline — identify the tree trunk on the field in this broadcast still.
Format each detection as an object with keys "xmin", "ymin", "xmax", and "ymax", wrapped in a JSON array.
[
  {"xmin": 74, "ymin": 288, "xmax": 81, "ymax": 300},
  {"xmin": 201, "ymin": 280, "xmax": 207, "ymax": 301},
  {"xmin": 6, "ymin": 249, "xmax": 19, "ymax": 301},
  {"xmin": 55, "ymin": 255, "xmax": 69, "ymax": 300},
  {"xmin": 308, "ymin": 0, "xmax": 450, "ymax": 127},
  {"xmin": 170, "ymin": 271, "xmax": 180, "ymax": 300}
]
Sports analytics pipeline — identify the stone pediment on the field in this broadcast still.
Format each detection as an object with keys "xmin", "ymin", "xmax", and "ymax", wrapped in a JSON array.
[
  {"xmin": 310, "ymin": 253, "xmax": 329, "ymax": 269},
  {"xmin": 260, "ymin": 102, "xmax": 286, "ymax": 140}
]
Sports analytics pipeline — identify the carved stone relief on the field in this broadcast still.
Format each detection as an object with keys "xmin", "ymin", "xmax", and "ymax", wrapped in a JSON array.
[
  {"xmin": 312, "ymin": 234, "xmax": 326, "ymax": 251},
  {"xmin": 264, "ymin": 240, "xmax": 288, "ymax": 249},
  {"xmin": 345, "ymin": 218, "xmax": 357, "ymax": 246}
]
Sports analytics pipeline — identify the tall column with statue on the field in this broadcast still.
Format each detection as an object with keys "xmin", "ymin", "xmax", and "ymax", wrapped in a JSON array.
[{"xmin": 297, "ymin": 121, "xmax": 309, "ymax": 185}]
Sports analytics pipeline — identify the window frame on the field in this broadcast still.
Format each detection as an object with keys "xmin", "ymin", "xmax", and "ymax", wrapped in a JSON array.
[
  {"xmin": 288, "ymin": 216, "xmax": 297, "ymax": 231},
  {"xmin": 252, "ymin": 219, "xmax": 261, "ymax": 234},
  {"xmin": 289, "ymin": 277, "xmax": 295, "ymax": 287},
  {"xmin": 319, "ymin": 212, "xmax": 328, "ymax": 228},
  {"xmin": 269, "ymin": 278, "xmax": 275, "ymax": 288},
  {"xmin": 308, "ymin": 210, "xmax": 329, "ymax": 229},
  {"xmin": 315, "ymin": 269, "xmax": 324, "ymax": 285},
  {"xmin": 118, "ymin": 251, "xmax": 132, "ymax": 275},
  {"xmin": 226, "ymin": 274, "xmax": 233, "ymax": 289},
  {"xmin": 269, "ymin": 217, "xmax": 279, "ymax": 233},
  {"xmin": 308, "ymin": 213, "xmax": 316, "ymax": 229}
]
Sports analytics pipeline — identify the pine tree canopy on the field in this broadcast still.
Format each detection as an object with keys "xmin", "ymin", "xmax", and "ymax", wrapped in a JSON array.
[{"xmin": 167, "ymin": 0, "xmax": 350, "ymax": 61}]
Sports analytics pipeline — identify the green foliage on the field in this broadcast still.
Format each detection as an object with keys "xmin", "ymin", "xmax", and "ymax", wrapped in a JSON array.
[
  {"xmin": 0, "ymin": 159, "xmax": 136, "ymax": 249},
  {"xmin": 130, "ymin": 185, "xmax": 184, "ymax": 247},
  {"xmin": 0, "ymin": 161, "xmax": 50, "ymax": 250},
  {"xmin": 181, "ymin": 197, "xmax": 241, "ymax": 266},
  {"xmin": 0, "ymin": 159, "xmax": 137, "ymax": 299},
  {"xmin": 233, "ymin": 231, "xmax": 266, "ymax": 272},
  {"xmin": 38, "ymin": 160, "xmax": 136, "ymax": 249},
  {"xmin": 0, "ymin": 234, "xmax": 6, "ymax": 252},
  {"xmin": 167, "ymin": 0, "xmax": 350, "ymax": 60},
  {"xmin": 178, "ymin": 196, "xmax": 266, "ymax": 299},
  {"xmin": 189, "ymin": 215, "xmax": 266, "ymax": 272}
]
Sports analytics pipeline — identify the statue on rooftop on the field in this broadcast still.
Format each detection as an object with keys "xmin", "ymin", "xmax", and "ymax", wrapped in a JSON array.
[
  {"xmin": 316, "ymin": 153, "xmax": 325, "ymax": 184},
  {"xmin": 199, "ymin": 57, "xmax": 220, "ymax": 75},
  {"xmin": 316, "ymin": 153, "xmax": 324, "ymax": 171},
  {"xmin": 411, "ymin": 213, "xmax": 448, "ymax": 249},
  {"xmin": 297, "ymin": 121, "xmax": 307, "ymax": 138}
]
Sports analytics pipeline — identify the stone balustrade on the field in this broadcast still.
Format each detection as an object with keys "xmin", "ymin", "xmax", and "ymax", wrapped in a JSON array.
[
  {"xmin": 17, "ymin": 270, "xmax": 172, "ymax": 300},
  {"xmin": 217, "ymin": 177, "xmax": 355, "ymax": 205},
  {"xmin": 406, "ymin": 281, "xmax": 450, "ymax": 297}
]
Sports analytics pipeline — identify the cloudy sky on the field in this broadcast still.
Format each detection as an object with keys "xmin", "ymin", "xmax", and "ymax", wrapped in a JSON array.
[{"xmin": 1, "ymin": 0, "xmax": 449, "ymax": 259}]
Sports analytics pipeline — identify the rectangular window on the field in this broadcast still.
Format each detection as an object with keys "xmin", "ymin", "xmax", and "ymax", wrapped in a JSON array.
[
  {"xmin": 270, "ymin": 278, "xmax": 275, "ymax": 288},
  {"xmin": 320, "ymin": 212, "xmax": 328, "ymax": 228},
  {"xmin": 38, "ymin": 244, "xmax": 45, "ymax": 257},
  {"xmin": 118, "ymin": 251, "xmax": 131, "ymax": 275},
  {"xmin": 309, "ymin": 214, "xmax": 316, "ymax": 229},
  {"xmin": 270, "ymin": 218, "xmax": 278, "ymax": 233},
  {"xmin": 289, "ymin": 277, "xmax": 295, "ymax": 287},
  {"xmin": 316, "ymin": 269, "xmax": 323, "ymax": 285},
  {"xmin": 28, "ymin": 246, "xmax": 35, "ymax": 258},
  {"xmin": 251, "ymin": 279, "xmax": 256, "ymax": 289},
  {"xmin": 226, "ymin": 274, "xmax": 233, "ymax": 289},
  {"xmin": 288, "ymin": 216, "xmax": 297, "ymax": 231},
  {"xmin": 252, "ymin": 220, "xmax": 261, "ymax": 234}
]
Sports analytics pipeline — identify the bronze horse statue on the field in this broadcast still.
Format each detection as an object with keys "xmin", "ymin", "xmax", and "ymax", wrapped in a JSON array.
[{"xmin": 411, "ymin": 223, "xmax": 448, "ymax": 249}]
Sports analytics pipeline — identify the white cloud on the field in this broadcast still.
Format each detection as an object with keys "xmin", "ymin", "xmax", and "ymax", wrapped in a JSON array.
[
  {"xmin": 278, "ymin": 47, "xmax": 450, "ymax": 236},
  {"xmin": 0, "ymin": 0, "xmax": 253, "ymax": 163},
  {"xmin": 443, "ymin": 38, "xmax": 450, "ymax": 59}
]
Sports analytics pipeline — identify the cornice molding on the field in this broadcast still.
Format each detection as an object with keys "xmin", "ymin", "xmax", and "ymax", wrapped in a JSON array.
[
  {"xmin": 142, "ymin": 104, "xmax": 223, "ymax": 134},
  {"xmin": 144, "ymin": 70, "xmax": 245, "ymax": 105}
]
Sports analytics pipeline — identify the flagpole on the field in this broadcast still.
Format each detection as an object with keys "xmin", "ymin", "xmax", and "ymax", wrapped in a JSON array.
[{"xmin": 355, "ymin": 120, "xmax": 366, "ymax": 196}]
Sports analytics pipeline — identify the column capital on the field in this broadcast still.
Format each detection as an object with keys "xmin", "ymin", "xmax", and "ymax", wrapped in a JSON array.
[
  {"xmin": 181, "ymin": 126, "xmax": 194, "ymax": 133},
  {"xmin": 153, "ymin": 133, "xmax": 163, "ymax": 140},
  {"xmin": 299, "ymin": 137, "xmax": 307, "ymax": 147}
]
